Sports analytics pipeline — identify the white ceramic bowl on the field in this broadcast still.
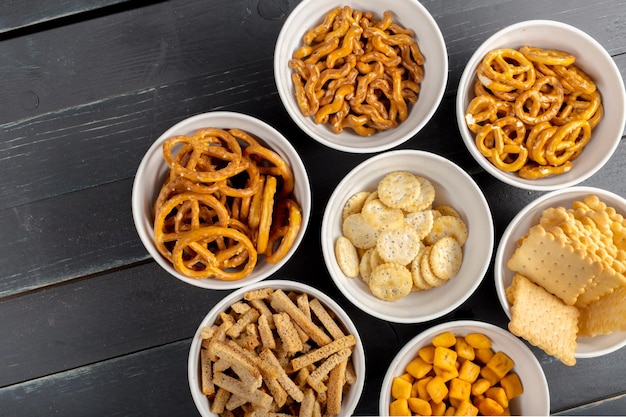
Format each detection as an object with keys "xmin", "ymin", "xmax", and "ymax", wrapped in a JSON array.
[
  {"xmin": 495, "ymin": 186, "xmax": 626, "ymax": 357},
  {"xmin": 321, "ymin": 150, "xmax": 494, "ymax": 323},
  {"xmin": 131, "ymin": 111, "xmax": 311, "ymax": 290},
  {"xmin": 379, "ymin": 320, "xmax": 550, "ymax": 416},
  {"xmin": 274, "ymin": 0, "xmax": 448, "ymax": 153},
  {"xmin": 456, "ymin": 20, "xmax": 626, "ymax": 191},
  {"xmin": 188, "ymin": 279, "xmax": 366, "ymax": 417}
]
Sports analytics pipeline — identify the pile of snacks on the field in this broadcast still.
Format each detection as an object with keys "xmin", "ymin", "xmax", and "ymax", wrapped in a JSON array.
[
  {"xmin": 153, "ymin": 127, "xmax": 302, "ymax": 280},
  {"xmin": 290, "ymin": 6, "xmax": 424, "ymax": 136},
  {"xmin": 506, "ymin": 194, "xmax": 626, "ymax": 365},
  {"xmin": 465, "ymin": 46, "xmax": 603, "ymax": 179},
  {"xmin": 334, "ymin": 171, "xmax": 468, "ymax": 301},
  {"xmin": 389, "ymin": 331, "xmax": 523, "ymax": 416},
  {"xmin": 198, "ymin": 287, "xmax": 357, "ymax": 416}
]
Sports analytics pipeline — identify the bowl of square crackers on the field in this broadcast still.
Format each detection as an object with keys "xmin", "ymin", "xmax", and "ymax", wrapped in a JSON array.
[
  {"xmin": 380, "ymin": 320, "xmax": 550, "ymax": 416},
  {"xmin": 321, "ymin": 149, "xmax": 494, "ymax": 323},
  {"xmin": 495, "ymin": 186, "xmax": 626, "ymax": 365},
  {"xmin": 188, "ymin": 279, "xmax": 365, "ymax": 417}
]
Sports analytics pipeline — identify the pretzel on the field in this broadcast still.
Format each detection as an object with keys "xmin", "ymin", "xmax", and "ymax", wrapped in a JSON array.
[
  {"xmin": 153, "ymin": 127, "xmax": 303, "ymax": 280},
  {"xmin": 466, "ymin": 46, "xmax": 603, "ymax": 179},
  {"xmin": 514, "ymin": 75, "xmax": 564, "ymax": 125},
  {"xmin": 519, "ymin": 45, "xmax": 576, "ymax": 66},
  {"xmin": 171, "ymin": 226, "xmax": 258, "ymax": 280},
  {"xmin": 290, "ymin": 6, "xmax": 424, "ymax": 136},
  {"xmin": 479, "ymin": 48, "xmax": 536, "ymax": 91},
  {"xmin": 265, "ymin": 198, "xmax": 303, "ymax": 264}
]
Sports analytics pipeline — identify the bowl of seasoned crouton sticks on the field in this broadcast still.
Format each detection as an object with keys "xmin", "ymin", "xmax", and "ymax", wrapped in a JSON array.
[
  {"xmin": 380, "ymin": 320, "xmax": 550, "ymax": 416},
  {"xmin": 321, "ymin": 149, "xmax": 494, "ymax": 323},
  {"xmin": 495, "ymin": 186, "xmax": 626, "ymax": 364},
  {"xmin": 188, "ymin": 279, "xmax": 366, "ymax": 417}
]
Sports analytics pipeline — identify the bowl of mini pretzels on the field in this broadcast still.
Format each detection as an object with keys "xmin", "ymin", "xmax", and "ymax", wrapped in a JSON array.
[
  {"xmin": 275, "ymin": 0, "xmax": 448, "ymax": 153},
  {"xmin": 456, "ymin": 20, "xmax": 626, "ymax": 190}
]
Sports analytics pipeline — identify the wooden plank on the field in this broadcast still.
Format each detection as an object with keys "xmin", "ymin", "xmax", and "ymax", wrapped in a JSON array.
[
  {"xmin": 1, "ymin": 0, "xmax": 624, "ymax": 125},
  {"xmin": 554, "ymin": 392, "xmax": 626, "ymax": 415},
  {"xmin": 0, "ymin": 0, "xmax": 131, "ymax": 35},
  {"xmin": 0, "ymin": 340, "xmax": 200, "ymax": 417}
]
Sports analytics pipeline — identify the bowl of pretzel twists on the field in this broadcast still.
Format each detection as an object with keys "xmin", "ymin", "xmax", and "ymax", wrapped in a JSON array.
[
  {"xmin": 132, "ymin": 111, "xmax": 311, "ymax": 290},
  {"xmin": 188, "ymin": 279, "xmax": 366, "ymax": 417},
  {"xmin": 274, "ymin": 0, "xmax": 448, "ymax": 153},
  {"xmin": 456, "ymin": 20, "xmax": 626, "ymax": 190}
]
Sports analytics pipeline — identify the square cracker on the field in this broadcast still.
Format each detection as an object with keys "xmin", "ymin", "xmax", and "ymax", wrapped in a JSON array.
[
  {"xmin": 508, "ymin": 274, "xmax": 579, "ymax": 366},
  {"xmin": 507, "ymin": 225, "xmax": 599, "ymax": 305},
  {"xmin": 578, "ymin": 285, "xmax": 626, "ymax": 337}
]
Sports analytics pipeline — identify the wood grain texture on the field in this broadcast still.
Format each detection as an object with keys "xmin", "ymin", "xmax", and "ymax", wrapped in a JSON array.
[{"xmin": 1, "ymin": 0, "xmax": 626, "ymax": 415}]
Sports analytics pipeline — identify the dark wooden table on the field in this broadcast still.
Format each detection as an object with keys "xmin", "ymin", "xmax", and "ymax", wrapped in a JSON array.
[{"xmin": 1, "ymin": 0, "xmax": 625, "ymax": 415}]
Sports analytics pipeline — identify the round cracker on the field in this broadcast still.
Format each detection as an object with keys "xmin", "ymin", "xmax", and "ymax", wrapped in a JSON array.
[
  {"xmin": 405, "ymin": 209, "xmax": 435, "ymax": 240},
  {"xmin": 410, "ymin": 246, "xmax": 432, "ymax": 290},
  {"xmin": 404, "ymin": 176, "xmax": 436, "ymax": 212},
  {"xmin": 424, "ymin": 215, "xmax": 469, "ymax": 246},
  {"xmin": 361, "ymin": 199, "xmax": 405, "ymax": 230},
  {"xmin": 359, "ymin": 248, "xmax": 374, "ymax": 284},
  {"xmin": 334, "ymin": 236, "xmax": 360, "ymax": 278},
  {"xmin": 434, "ymin": 205, "xmax": 461, "ymax": 218},
  {"xmin": 429, "ymin": 236, "xmax": 463, "ymax": 280},
  {"xmin": 342, "ymin": 191, "xmax": 371, "ymax": 220},
  {"xmin": 376, "ymin": 224, "xmax": 422, "ymax": 265},
  {"xmin": 420, "ymin": 246, "xmax": 447, "ymax": 288},
  {"xmin": 369, "ymin": 247, "xmax": 386, "ymax": 272},
  {"xmin": 368, "ymin": 262, "xmax": 413, "ymax": 301},
  {"xmin": 342, "ymin": 213, "xmax": 379, "ymax": 249},
  {"xmin": 377, "ymin": 171, "xmax": 420, "ymax": 210}
]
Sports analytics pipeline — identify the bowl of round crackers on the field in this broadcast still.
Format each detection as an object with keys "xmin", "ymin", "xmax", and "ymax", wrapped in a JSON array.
[
  {"xmin": 132, "ymin": 111, "xmax": 312, "ymax": 290},
  {"xmin": 188, "ymin": 279, "xmax": 366, "ymax": 417},
  {"xmin": 379, "ymin": 320, "xmax": 550, "ymax": 416},
  {"xmin": 321, "ymin": 149, "xmax": 494, "ymax": 323},
  {"xmin": 495, "ymin": 186, "xmax": 626, "ymax": 365},
  {"xmin": 274, "ymin": 0, "xmax": 448, "ymax": 153},
  {"xmin": 456, "ymin": 20, "xmax": 626, "ymax": 190}
]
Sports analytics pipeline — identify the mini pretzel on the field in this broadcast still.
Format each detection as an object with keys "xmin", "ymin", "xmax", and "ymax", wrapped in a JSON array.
[
  {"xmin": 466, "ymin": 45, "xmax": 603, "ymax": 179},
  {"xmin": 255, "ymin": 175, "xmax": 278, "ymax": 254},
  {"xmin": 479, "ymin": 48, "xmax": 536, "ymax": 90},
  {"xmin": 244, "ymin": 144, "xmax": 295, "ymax": 199}
]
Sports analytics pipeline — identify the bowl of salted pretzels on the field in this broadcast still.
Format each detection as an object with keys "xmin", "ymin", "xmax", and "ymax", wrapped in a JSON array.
[
  {"xmin": 132, "ymin": 111, "xmax": 311, "ymax": 290},
  {"xmin": 274, "ymin": 0, "xmax": 448, "ymax": 153},
  {"xmin": 456, "ymin": 20, "xmax": 626, "ymax": 191}
]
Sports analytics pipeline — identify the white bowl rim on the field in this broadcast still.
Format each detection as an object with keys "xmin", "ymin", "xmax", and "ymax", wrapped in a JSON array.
[
  {"xmin": 131, "ymin": 111, "xmax": 312, "ymax": 290},
  {"xmin": 187, "ymin": 279, "xmax": 366, "ymax": 417},
  {"xmin": 455, "ymin": 19, "xmax": 626, "ymax": 191},
  {"xmin": 494, "ymin": 185, "xmax": 626, "ymax": 357},
  {"xmin": 378, "ymin": 319, "xmax": 550, "ymax": 416},
  {"xmin": 321, "ymin": 149, "xmax": 494, "ymax": 323},
  {"xmin": 274, "ymin": 0, "xmax": 449, "ymax": 153}
]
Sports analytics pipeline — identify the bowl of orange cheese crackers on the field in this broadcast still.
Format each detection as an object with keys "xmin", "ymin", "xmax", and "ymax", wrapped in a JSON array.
[
  {"xmin": 495, "ymin": 186, "xmax": 626, "ymax": 365},
  {"xmin": 321, "ymin": 149, "xmax": 494, "ymax": 323},
  {"xmin": 188, "ymin": 279, "xmax": 365, "ymax": 417},
  {"xmin": 380, "ymin": 320, "xmax": 550, "ymax": 416}
]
